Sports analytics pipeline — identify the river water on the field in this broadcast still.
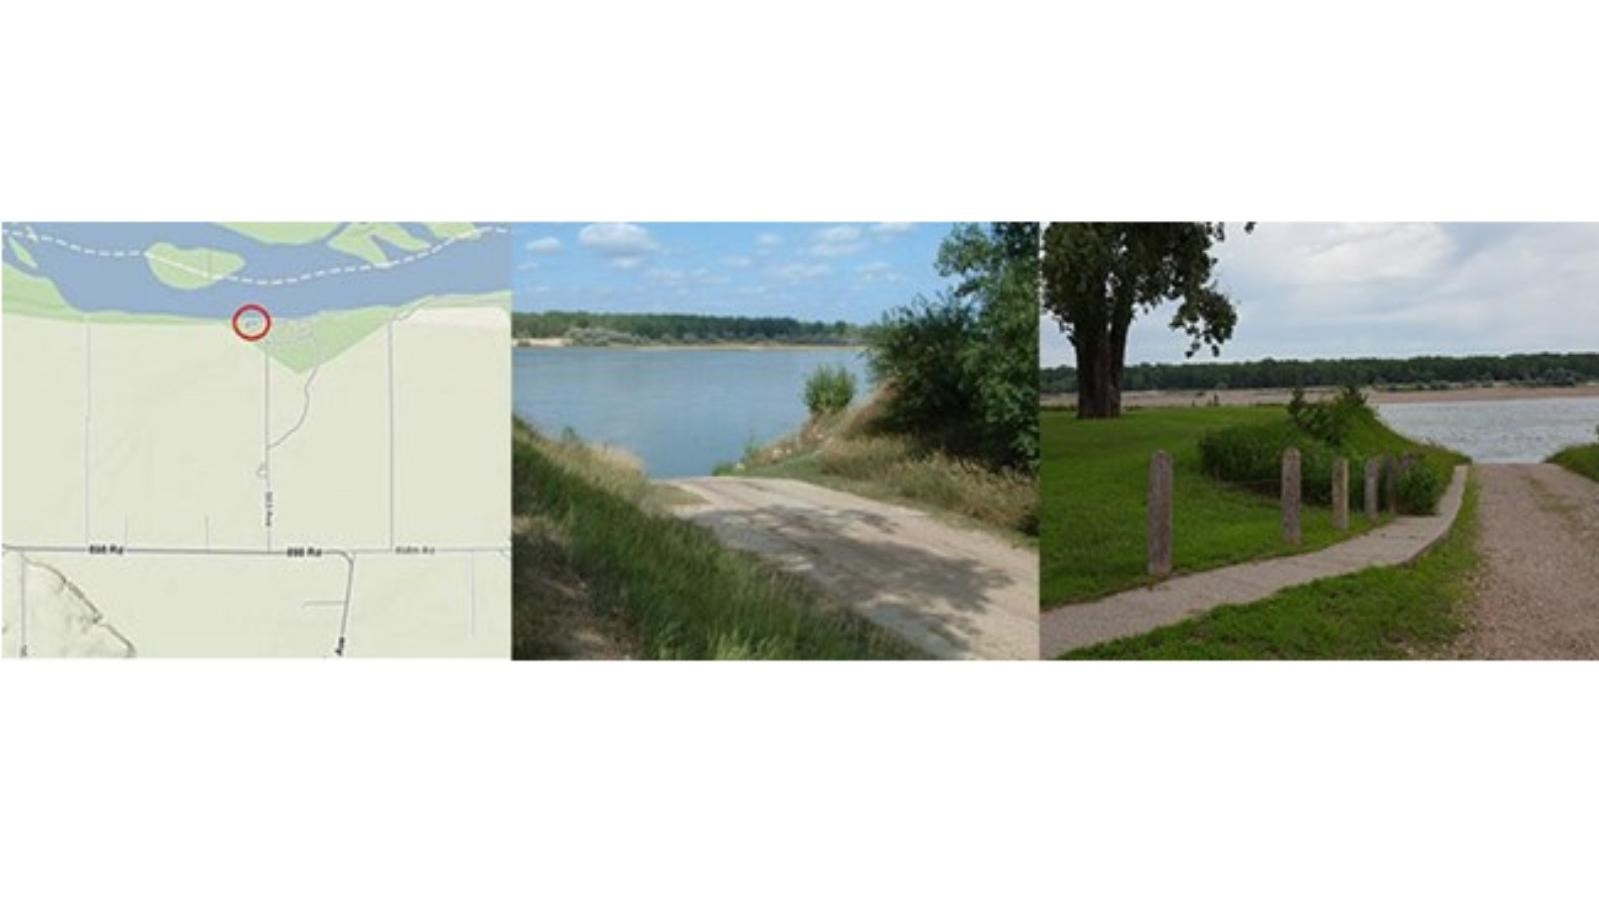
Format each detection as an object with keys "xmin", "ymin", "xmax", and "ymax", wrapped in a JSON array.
[
  {"xmin": 1375, "ymin": 397, "xmax": 1599, "ymax": 462},
  {"xmin": 512, "ymin": 346, "xmax": 873, "ymax": 477},
  {"xmin": 3, "ymin": 222, "xmax": 510, "ymax": 318}
]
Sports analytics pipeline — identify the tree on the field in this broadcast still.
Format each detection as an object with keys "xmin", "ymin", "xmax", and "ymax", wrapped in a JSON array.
[
  {"xmin": 1042, "ymin": 223, "xmax": 1249, "ymax": 418},
  {"xmin": 868, "ymin": 222, "xmax": 1040, "ymax": 470}
]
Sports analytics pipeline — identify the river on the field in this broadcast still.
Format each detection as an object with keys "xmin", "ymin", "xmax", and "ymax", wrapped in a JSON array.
[
  {"xmin": 1376, "ymin": 396, "xmax": 1599, "ymax": 462},
  {"xmin": 512, "ymin": 346, "xmax": 873, "ymax": 477}
]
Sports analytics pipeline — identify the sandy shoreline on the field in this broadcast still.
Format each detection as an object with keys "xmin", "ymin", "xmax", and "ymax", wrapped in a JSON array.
[{"xmin": 1041, "ymin": 383, "xmax": 1599, "ymax": 409}]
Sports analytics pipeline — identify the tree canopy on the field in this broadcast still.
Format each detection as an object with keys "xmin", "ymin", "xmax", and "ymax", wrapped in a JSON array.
[{"xmin": 1042, "ymin": 223, "xmax": 1247, "ymax": 417}]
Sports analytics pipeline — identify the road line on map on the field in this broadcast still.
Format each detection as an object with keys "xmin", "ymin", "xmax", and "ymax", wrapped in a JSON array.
[
  {"xmin": 334, "ymin": 551, "xmax": 356, "ymax": 657},
  {"xmin": 267, "ymin": 334, "xmax": 322, "ymax": 452},
  {"xmin": 83, "ymin": 317, "xmax": 92, "ymax": 545},
  {"xmin": 263, "ymin": 349, "xmax": 273, "ymax": 551},
  {"xmin": 16, "ymin": 551, "xmax": 29, "ymax": 658},
  {"xmin": 387, "ymin": 320, "xmax": 397, "ymax": 549}
]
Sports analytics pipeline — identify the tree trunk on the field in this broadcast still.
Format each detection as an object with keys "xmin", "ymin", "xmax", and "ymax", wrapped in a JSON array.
[
  {"xmin": 1075, "ymin": 335, "xmax": 1122, "ymax": 418},
  {"xmin": 1075, "ymin": 305, "xmax": 1130, "ymax": 419}
]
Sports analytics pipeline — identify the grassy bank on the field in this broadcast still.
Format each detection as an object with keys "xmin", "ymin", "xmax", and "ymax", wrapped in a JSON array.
[
  {"xmin": 1064, "ymin": 477, "xmax": 1481, "ymax": 659},
  {"xmin": 512, "ymin": 419, "xmax": 914, "ymax": 660},
  {"xmin": 727, "ymin": 393, "xmax": 1039, "ymax": 540},
  {"xmin": 1550, "ymin": 443, "xmax": 1599, "ymax": 483},
  {"xmin": 1040, "ymin": 405, "xmax": 1462, "ymax": 609}
]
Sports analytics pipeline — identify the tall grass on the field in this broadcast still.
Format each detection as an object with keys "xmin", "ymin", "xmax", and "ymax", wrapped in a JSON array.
[
  {"xmin": 513, "ymin": 419, "xmax": 913, "ymax": 660},
  {"xmin": 803, "ymin": 364, "xmax": 857, "ymax": 415},
  {"xmin": 1550, "ymin": 442, "xmax": 1599, "ymax": 483},
  {"xmin": 737, "ymin": 392, "xmax": 1038, "ymax": 537}
]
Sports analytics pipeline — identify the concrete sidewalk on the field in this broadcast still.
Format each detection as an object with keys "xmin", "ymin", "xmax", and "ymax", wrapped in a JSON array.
[
  {"xmin": 1042, "ymin": 465, "xmax": 1469, "ymax": 658},
  {"xmin": 662, "ymin": 477, "xmax": 1039, "ymax": 660}
]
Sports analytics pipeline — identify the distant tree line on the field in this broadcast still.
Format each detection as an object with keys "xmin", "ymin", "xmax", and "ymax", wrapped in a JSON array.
[
  {"xmin": 512, "ymin": 311, "xmax": 867, "ymax": 345},
  {"xmin": 1041, "ymin": 352, "xmax": 1599, "ymax": 394}
]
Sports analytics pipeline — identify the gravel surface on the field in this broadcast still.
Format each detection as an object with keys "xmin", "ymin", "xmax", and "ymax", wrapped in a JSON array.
[{"xmin": 1463, "ymin": 464, "xmax": 1599, "ymax": 659}]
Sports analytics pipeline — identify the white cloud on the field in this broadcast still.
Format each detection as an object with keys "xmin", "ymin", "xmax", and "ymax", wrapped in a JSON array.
[
  {"xmin": 756, "ymin": 232, "xmax": 783, "ymax": 248},
  {"xmin": 525, "ymin": 236, "xmax": 562, "ymax": 255},
  {"xmin": 1043, "ymin": 223, "xmax": 1599, "ymax": 367},
  {"xmin": 771, "ymin": 261, "xmax": 831, "ymax": 281},
  {"xmin": 722, "ymin": 254, "xmax": 752, "ymax": 268},
  {"xmin": 578, "ymin": 222, "xmax": 659, "ymax": 268},
  {"xmin": 871, "ymin": 222, "xmax": 914, "ymax": 235},
  {"xmin": 855, "ymin": 260, "xmax": 901, "ymax": 283},
  {"xmin": 647, "ymin": 265, "xmax": 729, "ymax": 287},
  {"xmin": 806, "ymin": 224, "xmax": 866, "ymax": 257}
]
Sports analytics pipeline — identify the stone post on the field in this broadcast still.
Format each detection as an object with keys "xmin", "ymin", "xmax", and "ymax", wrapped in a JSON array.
[
  {"xmin": 1147, "ymin": 451, "xmax": 1173, "ymax": 578},
  {"xmin": 1364, "ymin": 458, "xmax": 1380, "ymax": 522},
  {"xmin": 1281, "ymin": 447, "xmax": 1301, "ymax": 546},
  {"xmin": 1384, "ymin": 454, "xmax": 1398, "ymax": 513},
  {"xmin": 1332, "ymin": 457, "xmax": 1349, "ymax": 531}
]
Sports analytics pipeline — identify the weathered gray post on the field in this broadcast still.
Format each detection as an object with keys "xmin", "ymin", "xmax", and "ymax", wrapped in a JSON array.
[
  {"xmin": 1282, "ymin": 447, "xmax": 1302, "ymax": 546},
  {"xmin": 1147, "ymin": 451, "xmax": 1173, "ymax": 578},
  {"xmin": 1364, "ymin": 458, "xmax": 1380, "ymax": 522},
  {"xmin": 1384, "ymin": 454, "xmax": 1398, "ymax": 513},
  {"xmin": 1332, "ymin": 457, "xmax": 1349, "ymax": 530}
]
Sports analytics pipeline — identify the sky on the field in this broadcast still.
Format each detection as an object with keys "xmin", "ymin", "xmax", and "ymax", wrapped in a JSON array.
[
  {"xmin": 1040, "ymin": 223, "xmax": 1599, "ymax": 368},
  {"xmin": 513, "ymin": 222, "xmax": 955, "ymax": 323}
]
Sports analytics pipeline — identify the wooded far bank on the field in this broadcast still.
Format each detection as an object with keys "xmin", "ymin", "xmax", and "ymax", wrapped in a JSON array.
[{"xmin": 1041, "ymin": 352, "xmax": 1599, "ymax": 395}]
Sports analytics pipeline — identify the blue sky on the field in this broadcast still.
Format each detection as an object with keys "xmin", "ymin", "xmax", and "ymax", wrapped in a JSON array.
[
  {"xmin": 513, "ymin": 222, "xmax": 954, "ymax": 323},
  {"xmin": 1040, "ymin": 223, "xmax": 1599, "ymax": 367}
]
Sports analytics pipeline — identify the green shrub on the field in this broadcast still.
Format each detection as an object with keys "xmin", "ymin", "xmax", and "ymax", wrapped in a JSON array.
[
  {"xmin": 867, "ymin": 223, "xmax": 1039, "ymax": 472},
  {"xmin": 1286, "ymin": 384, "xmax": 1371, "ymax": 445},
  {"xmin": 1198, "ymin": 421, "xmax": 1342, "ymax": 505},
  {"xmin": 1396, "ymin": 462, "xmax": 1445, "ymax": 515},
  {"xmin": 803, "ymin": 364, "xmax": 856, "ymax": 415}
]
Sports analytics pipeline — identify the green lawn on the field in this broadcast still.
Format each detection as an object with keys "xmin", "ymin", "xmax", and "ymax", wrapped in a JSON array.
[
  {"xmin": 1040, "ymin": 405, "xmax": 1441, "ymax": 609},
  {"xmin": 1550, "ymin": 443, "xmax": 1599, "ymax": 483},
  {"xmin": 1063, "ymin": 477, "xmax": 1480, "ymax": 659}
]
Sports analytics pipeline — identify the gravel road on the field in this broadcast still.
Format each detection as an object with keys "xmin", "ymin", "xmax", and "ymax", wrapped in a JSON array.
[
  {"xmin": 1464, "ymin": 464, "xmax": 1599, "ymax": 659},
  {"xmin": 661, "ymin": 477, "xmax": 1039, "ymax": 659}
]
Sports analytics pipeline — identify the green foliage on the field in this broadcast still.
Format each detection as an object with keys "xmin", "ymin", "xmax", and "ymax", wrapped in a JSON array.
[
  {"xmin": 1042, "ymin": 222, "xmax": 1247, "ymax": 417},
  {"xmin": 513, "ymin": 310, "xmax": 865, "ymax": 345},
  {"xmin": 1287, "ymin": 384, "xmax": 1369, "ymax": 445},
  {"xmin": 1041, "ymin": 351, "xmax": 1599, "ymax": 394},
  {"xmin": 1040, "ymin": 407, "xmax": 1391, "ymax": 608},
  {"xmin": 1396, "ymin": 463, "xmax": 1445, "ymax": 515},
  {"xmin": 565, "ymin": 326, "xmax": 646, "ymax": 346},
  {"xmin": 867, "ymin": 223, "xmax": 1039, "ymax": 471},
  {"xmin": 803, "ymin": 364, "xmax": 856, "ymax": 416},
  {"xmin": 1197, "ymin": 420, "xmax": 1346, "ymax": 505},
  {"xmin": 1198, "ymin": 392, "xmax": 1454, "ymax": 514},
  {"xmin": 1550, "ymin": 443, "xmax": 1599, "ymax": 483}
]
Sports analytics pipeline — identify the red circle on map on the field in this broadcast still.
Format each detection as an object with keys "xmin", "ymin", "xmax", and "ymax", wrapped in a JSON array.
[{"xmin": 232, "ymin": 304, "xmax": 272, "ymax": 342}]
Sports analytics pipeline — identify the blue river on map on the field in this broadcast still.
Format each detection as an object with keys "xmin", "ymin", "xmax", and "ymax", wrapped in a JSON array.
[{"xmin": 1, "ymin": 223, "xmax": 510, "ymax": 319}]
